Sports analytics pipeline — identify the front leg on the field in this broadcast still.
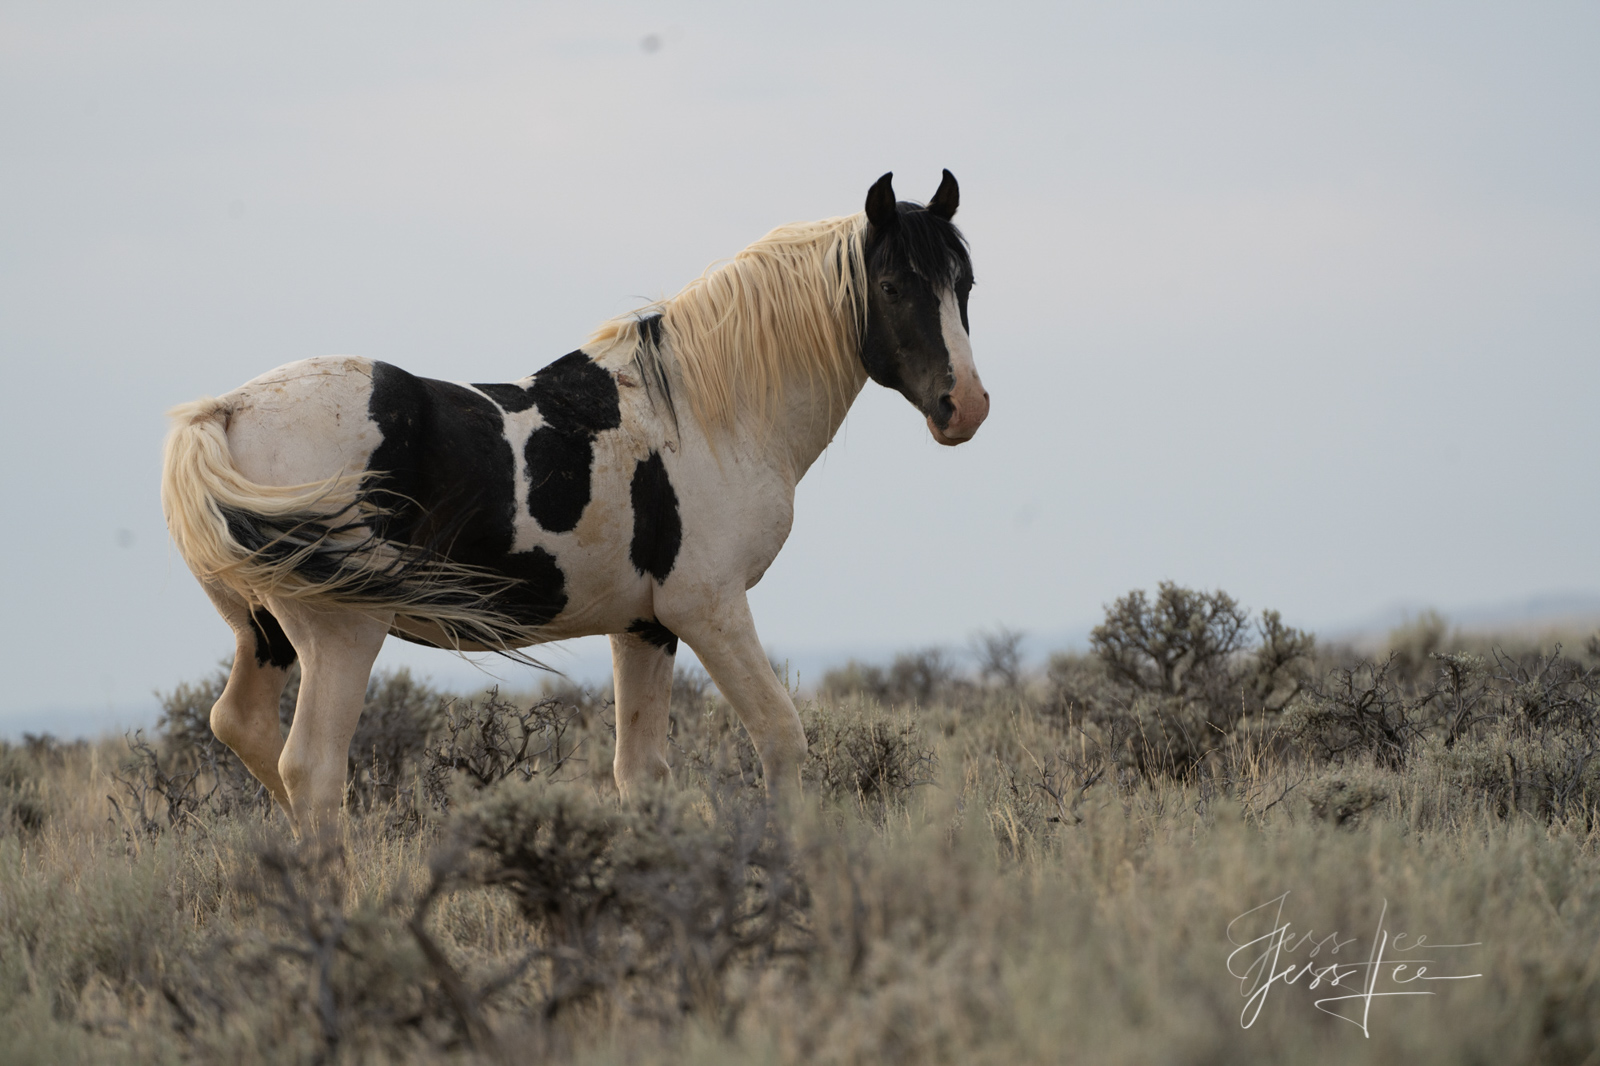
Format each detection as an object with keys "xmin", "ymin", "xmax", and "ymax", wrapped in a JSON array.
[
  {"xmin": 668, "ymin": 592, "xmax": 806, "ymax": 806},
  {"xmin": 611, "ymin": 622, "xmax": 677, "ymax": 801}
]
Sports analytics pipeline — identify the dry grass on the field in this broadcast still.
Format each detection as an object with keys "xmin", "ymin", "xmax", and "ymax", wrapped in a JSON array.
[{"xmin": 3, "ymin": 621, "xmax": 1599, "ymax": 1065}]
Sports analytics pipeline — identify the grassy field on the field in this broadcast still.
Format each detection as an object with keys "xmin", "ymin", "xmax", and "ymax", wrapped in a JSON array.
[{"xmin": 3, "ymin": 595, "xmax": 1599, "ymax": 1065}]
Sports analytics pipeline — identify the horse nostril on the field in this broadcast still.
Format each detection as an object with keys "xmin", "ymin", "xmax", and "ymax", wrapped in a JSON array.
[
  {"xmin": 982, "ymin": 391, "xmax": 990, "ymax": 401},
  {"xmin": 936, "ymin": 393, "xmax": 956, "ymax": 423}
]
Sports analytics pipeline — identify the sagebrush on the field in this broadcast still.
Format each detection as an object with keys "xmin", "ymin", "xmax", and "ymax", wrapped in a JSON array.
[{"xmin": 3, "ymin": 587, "xmax": 1598, "ymax": 1064}]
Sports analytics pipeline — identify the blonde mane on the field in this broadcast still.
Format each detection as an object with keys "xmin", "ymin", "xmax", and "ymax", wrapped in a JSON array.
[{"xmin": 588, "ymin": 213, "xmax": 869, "ymax": 435}]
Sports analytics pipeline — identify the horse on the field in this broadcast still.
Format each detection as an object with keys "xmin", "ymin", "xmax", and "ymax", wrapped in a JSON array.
[{"xmin": 161, "ymin": 170, "xmax": 987, "ymax": 833}]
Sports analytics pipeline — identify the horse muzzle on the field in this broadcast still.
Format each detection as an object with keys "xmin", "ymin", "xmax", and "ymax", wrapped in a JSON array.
[{"xmin": 926, "ymin": 379, "xmax": 990, "ymax": 446}]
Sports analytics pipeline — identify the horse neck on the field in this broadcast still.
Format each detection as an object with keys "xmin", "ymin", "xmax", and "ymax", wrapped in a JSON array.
[
  {"xmin": 756, "ymin": 354, "xmax": 869, "ymax": 484},
  {"xmin": 659, "ymin": 247, "xmax": 872, "ymax": 483}
]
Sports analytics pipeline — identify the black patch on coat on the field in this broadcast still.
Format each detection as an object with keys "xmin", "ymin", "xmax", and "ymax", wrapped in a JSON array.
[
  {"xmin": 628, "ymin": 451, "xmax": 681, "ymax": 583},
  {"xmin": 366, "ymin": 361, "xmax": 568, "ymax": 629},
  {"xmin": 523, "ymin": 425, "xmax": 595, "ymax": 532},
  {"xmin": 247, "ymin": 607, "xmax": 297, "ymax": 669},
  {"xmin": 496, "ymin": 546, "xmax": 567, "ymax": 627},
  {"xmin": 516, "ymin": 351, "xmax": 623, "ymax": 533},
  {"xmin": 529, "ymin": 350, "xmax": 623, "ymax": 433},
  {"xmin": 626, "ymin": 617, "xmax": 679, "ymax": 656},
  {"xmin": 474, "ymin": 350, "xmax": 624, "ymax": 430},
  {"xmin": 472, "ymin": 382, "xmax": 538, "ymax": 413}
]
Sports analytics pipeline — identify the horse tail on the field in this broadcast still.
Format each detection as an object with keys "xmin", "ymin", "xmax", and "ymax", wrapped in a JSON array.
[
  {"xmin": 160, "ymin": 397, "xmax": 537, "ymax": 653},
  {"xmin": 160, "ymin": 396, "xmax": 369, "ymax": 598}
]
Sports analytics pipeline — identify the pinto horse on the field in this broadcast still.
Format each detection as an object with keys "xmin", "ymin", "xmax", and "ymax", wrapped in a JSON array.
[{"xmin": 161, "ymin": 171, "xmax": 987, "ymax": 832}]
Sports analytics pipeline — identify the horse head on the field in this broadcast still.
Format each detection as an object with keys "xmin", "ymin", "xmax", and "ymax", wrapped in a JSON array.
[{"xmin": 860, "ymin": 169, "xmax": 989, "ymax": 446}]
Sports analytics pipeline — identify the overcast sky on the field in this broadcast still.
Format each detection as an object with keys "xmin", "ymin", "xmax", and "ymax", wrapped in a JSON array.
[{"xmin": 3, "ymin": 2, "xmax": 1597, "ymax": 735}]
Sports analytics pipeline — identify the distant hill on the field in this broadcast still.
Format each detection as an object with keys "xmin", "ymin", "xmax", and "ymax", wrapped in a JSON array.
[{"xmin": 1329, "ymin": 591, "xmax": 1600, "ymax": 647}]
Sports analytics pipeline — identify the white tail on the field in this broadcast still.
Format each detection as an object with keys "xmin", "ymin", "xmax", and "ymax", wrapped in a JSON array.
[
  {"xmin": 161, "ymin": 397, "xmax": 365, "ymax": 601},
  {"xmin": 160, "ymin": 397, "xmax": 537, "ymax": 650}
]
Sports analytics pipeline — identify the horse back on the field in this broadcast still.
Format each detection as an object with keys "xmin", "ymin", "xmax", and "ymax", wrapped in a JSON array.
[{"xmin": 221, "ymin": 352, "xmax": 669, "ymax": 642}]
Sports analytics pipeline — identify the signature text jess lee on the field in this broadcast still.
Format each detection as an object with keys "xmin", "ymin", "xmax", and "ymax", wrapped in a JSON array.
[{"xmin": 1226, "ymin": 893, "xmax": 1482, "ymax": 1036}]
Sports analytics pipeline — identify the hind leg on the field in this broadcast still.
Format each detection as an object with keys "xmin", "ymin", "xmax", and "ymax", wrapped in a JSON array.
[
  {"xmin": 264, "ymin": 597, "xmax": 391, "ymax": 836},
  {"xmin": 611, "ymin": 624, "xmax": 677, "ymax": 801},
  {"xmin": 201, "ymin": 582, "xmax": 296, "ymax": 814}
]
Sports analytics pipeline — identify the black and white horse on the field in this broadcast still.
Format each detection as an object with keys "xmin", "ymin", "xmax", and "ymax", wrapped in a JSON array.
[{"xmin": 162, "ymin": 171, "xmax": 987, "ymax": 831}]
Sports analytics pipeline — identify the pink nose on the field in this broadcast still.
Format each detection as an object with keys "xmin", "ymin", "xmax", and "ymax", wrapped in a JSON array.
[
  {"xmin": 928, "ymin": 385, "xmax": 990, "ymax": 446},
  {"xmin": 947, "ymin": 387, "xmax": 990, "ymax": 437}
]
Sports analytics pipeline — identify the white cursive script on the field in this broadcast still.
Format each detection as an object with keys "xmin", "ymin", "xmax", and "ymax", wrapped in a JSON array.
[{"xmin": 1226, "ymin": 893, "xmax": 1482, "ymax": 1036}]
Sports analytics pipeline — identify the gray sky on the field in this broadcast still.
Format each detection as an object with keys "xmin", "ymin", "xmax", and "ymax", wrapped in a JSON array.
[{"xmin": 3, "ymin": 2, "xmax": 1597, "ymax": 735}]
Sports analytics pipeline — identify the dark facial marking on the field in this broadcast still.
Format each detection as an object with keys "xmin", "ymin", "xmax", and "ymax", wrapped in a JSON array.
[
  {"xmin": 247, "ymin": 607, "xmax": 297, "ymax": 669},
  {"xmin": 628, "ymin": 451, "xmax": 682, "ymax": 583},
  {"xmin": 366, "ymin": 361, "xmax": 568, "ymax": 629},
  {"xmin": 857, "ymin": 176, "xmax": 973, "ymax": 427},
  {"xmin": 626, "ymin": 617, "xmax": 679, "ymax": 656}
]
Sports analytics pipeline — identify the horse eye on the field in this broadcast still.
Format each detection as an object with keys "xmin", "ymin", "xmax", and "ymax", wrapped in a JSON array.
[{"xmin": 879, "ymin": 281, "xmax": 898, "ymax": 297}]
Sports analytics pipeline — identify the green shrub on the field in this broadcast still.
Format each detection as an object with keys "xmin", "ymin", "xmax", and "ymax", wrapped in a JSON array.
[
  {"xmin": 419, "ymin": 688, "xmax": 585, "ymax": 813},
  {"xmin": 971, "ymin": 626, "xmax": 1026, "ymax": 689},
  {"xmin": 0, "ymin": 738, "xmax": 58, "ymax": 836},
  {"xmin": 1286, "ymin": 656, "xmax": 1433, "ymax": 769},
  {"xmin": 10, "ymin": 627, "xmax": 1600, "ymax": 1064},
  {"xmin": 821, "ymin": 648, "xmax": 965, "ymax": 708},
  {"xmin": 1286, "ymin": 644, "xmax": 1600, "ymax": 798},
  {"xmin": 804, "ymin": 704, "xmax": 937, "ymax": 809},
  {"xmin": 345, "ymin": 668, "xmax": 446, "ymax": 811},
  {"xmin": 1051, "ymin": 583, "xmax": 1314, "ymax": 776},
  {"xmin": 669, "ymin": 693, "xmax": 936, "ymax": 812},
  {"xmin": 1386, "ymin": 609, "xmax": 1453, "ymax": 684},
  {"xmin": 1304, "ymin": 775, "xmax": 1390, "ymax": 826},
  {"xmin": 459, "ymin": 779, "xmax": 803, "ymax": 1023}
]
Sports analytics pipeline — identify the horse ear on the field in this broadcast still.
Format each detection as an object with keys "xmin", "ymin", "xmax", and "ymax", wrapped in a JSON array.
[
  {"xmin": 927, "ymin": 169, "xmax": 959, "ymax": 220},
  {"xmin": 865, "ymin": 172, "xmax": 898, "ymax": 231}
]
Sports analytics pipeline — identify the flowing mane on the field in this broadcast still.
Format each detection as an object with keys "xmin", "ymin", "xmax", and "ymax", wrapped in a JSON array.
[{"xmin": 588, "ymin": 214, "xmax": 870, "ymax": 435}]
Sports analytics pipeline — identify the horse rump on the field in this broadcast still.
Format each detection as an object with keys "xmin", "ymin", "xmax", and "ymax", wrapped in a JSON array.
[{"xmin": 160, "ymin": 396, "xmax": 530, "ymax": 652}]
